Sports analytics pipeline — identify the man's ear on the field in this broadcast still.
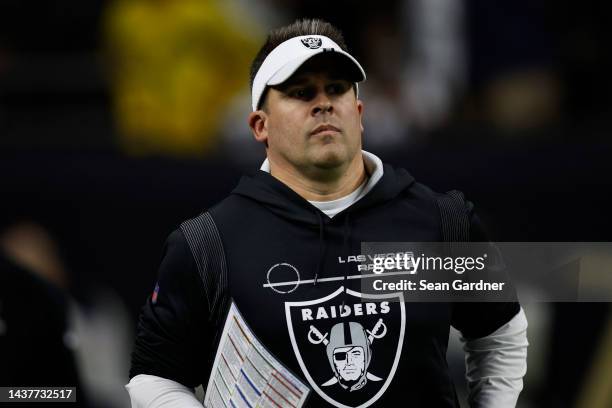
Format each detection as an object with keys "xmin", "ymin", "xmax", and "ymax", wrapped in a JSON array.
[
  {"xmin": 247, "ymin": 110, "xmax": 268, "ymax": 145},
  {"xmin": 357, "ymin": 99, "xmax": 364, "ymax": 133}
]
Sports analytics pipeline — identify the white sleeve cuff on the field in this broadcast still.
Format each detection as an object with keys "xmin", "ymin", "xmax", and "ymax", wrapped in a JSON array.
[
  {"xmin": 461, "ymin": 307, "xmax": 529, "ymax": 408},
  {"xmin": 125, "ymin": 374, "xmax": 203, "ymax": 408}
]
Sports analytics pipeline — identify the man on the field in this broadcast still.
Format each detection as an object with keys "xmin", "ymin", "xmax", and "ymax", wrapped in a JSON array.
[
  {"xmin": 127, "ymin": 19, "xmax": 528, "ymax": 407},
  {"xmin": 326, "ymin": 322, "xmax": 373, "ymax": 392}
]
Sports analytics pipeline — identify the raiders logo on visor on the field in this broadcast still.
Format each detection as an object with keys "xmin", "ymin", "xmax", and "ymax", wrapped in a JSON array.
[{"xmin": 301, "ymin": 37, "xmax": 322, "ymax": 49}]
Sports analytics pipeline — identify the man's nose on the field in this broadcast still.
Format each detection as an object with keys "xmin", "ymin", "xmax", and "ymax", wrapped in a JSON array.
[{"xmin": 311, "ymin": 92, "xmax": 333, "ymax": 116}]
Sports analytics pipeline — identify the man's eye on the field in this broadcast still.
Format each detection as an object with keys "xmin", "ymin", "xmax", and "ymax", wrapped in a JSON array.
[
  {"xmin": 289, "ymin": 88, "xmax": 311, "ymax": 99},
  {"xmin": 328, "ymin": 82, "xmax": 349, "ymax": 94}
]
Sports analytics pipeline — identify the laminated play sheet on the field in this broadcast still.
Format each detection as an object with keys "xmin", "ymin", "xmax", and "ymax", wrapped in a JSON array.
[{"xmin": 204, "ymin": 302, "xmax": 310, "ymax": 408}]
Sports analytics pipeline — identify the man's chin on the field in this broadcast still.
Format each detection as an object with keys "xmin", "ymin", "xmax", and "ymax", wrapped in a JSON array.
[
  {"xmin": 310, "ymin": 146, "xmax": 350, "ymax": 169},
  {"xmin": 341, "ymin": 373, "xmax": 361, "ymax": 381}
]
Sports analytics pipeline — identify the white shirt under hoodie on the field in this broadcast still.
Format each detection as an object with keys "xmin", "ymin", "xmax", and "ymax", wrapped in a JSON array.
[{"xmin": 126, "ymin": 151, "xmax": 528, "ymax": 407}]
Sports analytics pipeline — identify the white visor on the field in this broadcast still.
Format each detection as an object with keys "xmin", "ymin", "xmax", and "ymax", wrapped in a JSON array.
[{"xmin": 251, "ymin": 35, "xmax": 366, "ymax": 111}]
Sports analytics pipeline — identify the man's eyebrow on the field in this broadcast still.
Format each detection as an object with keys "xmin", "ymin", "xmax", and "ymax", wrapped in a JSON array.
[{"xmin": 278, "ymin": 76, "xmax": 311, "ymax": 88}]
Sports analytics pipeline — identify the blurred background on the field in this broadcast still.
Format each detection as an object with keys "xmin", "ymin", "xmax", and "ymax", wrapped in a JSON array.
[{"xmin": 0, "ymin": 0, "xmax": 611, "ymax": 407}]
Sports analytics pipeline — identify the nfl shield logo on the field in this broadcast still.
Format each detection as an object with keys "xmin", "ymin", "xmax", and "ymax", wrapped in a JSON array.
[
  {"xmin": 285, "ymin": 287, "xmax": 405, "ymax": 408},
  {"xmin": 300, "ymin": 37, "xmax": 323, "ymax": 49}
]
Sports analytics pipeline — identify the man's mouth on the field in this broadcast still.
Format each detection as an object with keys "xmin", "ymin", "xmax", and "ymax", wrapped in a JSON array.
[{"xmin": 310, "ymin": 124, "xmax": 341, "ymax": 136}]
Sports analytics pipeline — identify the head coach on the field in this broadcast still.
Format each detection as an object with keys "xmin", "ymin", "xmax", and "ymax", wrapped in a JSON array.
[{"xmin": 126, "ymin": 19, "xmax": 528, "ymax": 408}]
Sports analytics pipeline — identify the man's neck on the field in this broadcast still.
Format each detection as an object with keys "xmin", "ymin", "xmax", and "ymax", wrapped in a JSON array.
[{"xmin": 268, "ymin": 154, "xmax": 367, "ymax": 202}]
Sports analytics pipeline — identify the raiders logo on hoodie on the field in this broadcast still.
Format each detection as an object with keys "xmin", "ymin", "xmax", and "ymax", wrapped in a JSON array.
[{"xmin": 285, "ymin": 287, "xmax": 405, "ymax": 407}]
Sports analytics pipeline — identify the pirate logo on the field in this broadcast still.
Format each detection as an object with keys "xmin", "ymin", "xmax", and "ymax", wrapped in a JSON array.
[
  {"xmin": 309, "ymin": 319, "xmax": 387, "ymax": 392},
  {"xmin": 301, "ymin": 37, "xmax": 322, "ymax": 49},
  {"xmin": 285, "ymin": 287, "xmax": 405, "ymax": 408}
]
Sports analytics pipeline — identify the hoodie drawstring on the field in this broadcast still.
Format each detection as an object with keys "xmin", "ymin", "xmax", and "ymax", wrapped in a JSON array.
[
  {"xmin": 341, "ymin": 212, "xmax": 352, "ymax": 308},
  {"xmin": 314, "ymin": 211, "xmax": 325, "ymax": 285},
  {"xmin": 313, "ymin": 211, "xmax": 353, "ymax": 304}
]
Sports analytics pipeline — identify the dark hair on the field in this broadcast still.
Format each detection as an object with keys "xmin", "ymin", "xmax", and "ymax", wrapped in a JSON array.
[{"xmin": 249, "ymin": 19, "xmax": 350, "ymax": 91}]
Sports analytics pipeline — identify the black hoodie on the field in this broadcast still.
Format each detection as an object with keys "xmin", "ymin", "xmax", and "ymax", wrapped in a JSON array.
[{"xmin": 130, "ymin": 164, "xmax": 519, "ymax": 407}]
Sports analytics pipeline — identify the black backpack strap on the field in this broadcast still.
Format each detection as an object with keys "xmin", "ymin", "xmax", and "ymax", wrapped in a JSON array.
[
  {"xmin": 436, "ymin": 190, "xmax": 470, "ymax": 242},
  {"xmin": 180, "ymin": 212, "xmax": 229, "ymax": 327}
]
